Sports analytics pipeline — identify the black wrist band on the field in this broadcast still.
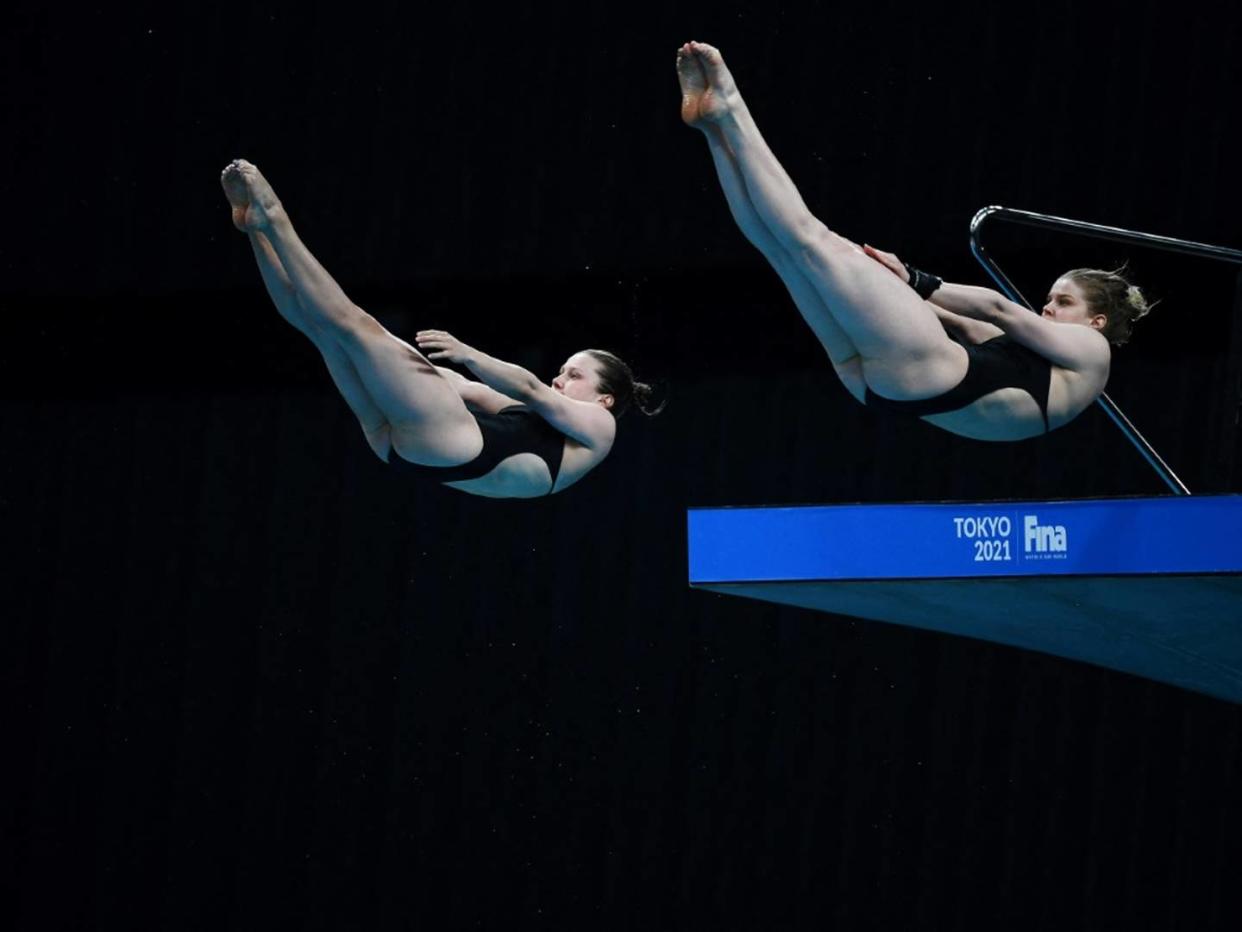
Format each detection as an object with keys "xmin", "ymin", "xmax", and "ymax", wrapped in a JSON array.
[{"xmin": 903, "ymin": 262, "xmax": 943, "ymax": 300}]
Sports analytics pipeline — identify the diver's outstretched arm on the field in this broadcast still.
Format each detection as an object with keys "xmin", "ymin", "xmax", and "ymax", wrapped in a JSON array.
[{"xmin": 417, "ymin": 330, "xmax": 615, "ymax": 450}]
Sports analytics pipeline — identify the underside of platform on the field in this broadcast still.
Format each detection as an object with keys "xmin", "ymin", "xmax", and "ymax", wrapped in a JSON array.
[
  {"xmin": 699, "ymin": 575, "xmax": 1242, "ymax": 702},
  {"xmin": 689, "ymin": 496, "xmax": 1242, "ymax": 703}
]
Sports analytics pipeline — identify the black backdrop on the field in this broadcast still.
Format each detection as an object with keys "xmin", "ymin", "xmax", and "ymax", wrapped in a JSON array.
[{"xmin": 6, "ymin": 1, "xmax": 1242, "ymax": 928}]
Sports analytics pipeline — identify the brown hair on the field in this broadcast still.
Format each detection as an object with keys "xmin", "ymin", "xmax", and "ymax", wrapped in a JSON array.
[
  {"xmin": 585, "ymin": 350, "xmax": 664, "ymax": 418},
  {"xmin": 1063, "ymin": 267, "xmax": 1153, "ymax": 346}
]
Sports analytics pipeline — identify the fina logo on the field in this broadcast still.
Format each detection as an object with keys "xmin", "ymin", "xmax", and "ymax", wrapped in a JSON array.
[{"xmin": 1023, "ymin": 514, "xmax": 1067, "ymax": 557}]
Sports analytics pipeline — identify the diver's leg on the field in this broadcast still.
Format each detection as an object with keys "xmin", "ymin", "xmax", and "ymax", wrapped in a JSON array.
[
  {"xmin": 222, "ymin": 159, "xmax": 479, "ymax": 464},
  {"xmin": 680, "ymin": 50, "xmax": 864, "ymax": 399},
  {"xmin": 684, "ymin": 43, "xmax": 963, "ymax": 399},
  {"xmin": 243, "ymin": 229, "xmax": 394, "ymax": 458}
]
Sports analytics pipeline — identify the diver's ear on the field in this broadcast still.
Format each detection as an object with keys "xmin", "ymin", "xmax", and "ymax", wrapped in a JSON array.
[
  {"xmin": 1090, "ymin": 313, "xmax": 1107, "ymax": 332},
  {"xmin": 599, "ymin": 394, "xmax": 615, "ymax": 410}
]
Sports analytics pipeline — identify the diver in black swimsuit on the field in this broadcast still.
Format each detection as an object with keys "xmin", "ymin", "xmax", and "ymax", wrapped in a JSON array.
[
  {"xmin": 677, "ymin": 42, "xmax": 1151, "ymax": 442},
  {"xmin": 221, "ymin": 160, "xmax": 658, "ymax": 499}
]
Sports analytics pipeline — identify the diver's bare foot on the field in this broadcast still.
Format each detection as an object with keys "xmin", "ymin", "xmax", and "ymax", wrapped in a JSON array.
[
  {"xmin": 219, "ymin": 159, "xmax": 283, "ymax": 231},
  {"xmin": 676, "ymin": 41, "xmax": 742, "ymax": 127},
  {"xmin": 676, "ymin": 44, "xmax": 711, "ymax": 127},
  {"xmin": 219, "ymin": 160, "xmax": 251, "ymax": 231}
]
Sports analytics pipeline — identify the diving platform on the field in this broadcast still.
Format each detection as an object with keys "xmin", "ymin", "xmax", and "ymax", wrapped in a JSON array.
[{"xmin": 688, "ymin": 496, "xmax": 1242, "ymax": 703}]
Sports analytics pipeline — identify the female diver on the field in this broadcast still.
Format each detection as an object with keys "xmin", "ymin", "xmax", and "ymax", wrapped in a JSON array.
[
  {"xmin": 676, "ymin": 42, "xmax": 1150, "ymax": 441},
  {"xmin": 221, "ymin": 159, "xmax": 656, "ymax": 498}
]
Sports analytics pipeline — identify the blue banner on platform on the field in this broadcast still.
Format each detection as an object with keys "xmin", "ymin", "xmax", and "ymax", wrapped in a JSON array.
[{"xmin": 687, "ymin": 496, "xmax": 1242, "ymax": 583}]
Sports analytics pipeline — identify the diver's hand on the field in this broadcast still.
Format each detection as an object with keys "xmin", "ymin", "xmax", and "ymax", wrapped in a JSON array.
[
  {"xmin": 416, "ymin": 330, "xmax": 475, "ymax": 365},
  {"xmin": 862, "ymin": 244, "xmax": 910, "ymax": 283}
]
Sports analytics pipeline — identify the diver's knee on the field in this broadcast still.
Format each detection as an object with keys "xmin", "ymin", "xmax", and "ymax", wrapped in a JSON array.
[{"xmin": 362, "ymin": 421, "xmax": 392, "ymax": 461}]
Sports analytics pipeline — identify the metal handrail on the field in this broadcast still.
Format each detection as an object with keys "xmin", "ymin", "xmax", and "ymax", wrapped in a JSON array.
[{"xmin": 969, "ymin": 207, "xmax": 1242, "ymax": 496}]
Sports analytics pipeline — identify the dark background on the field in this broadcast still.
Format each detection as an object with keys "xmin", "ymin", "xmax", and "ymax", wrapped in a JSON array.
[{"xmin": 6, "ymin": 1, "xmax": 1242, "ymax": 928}]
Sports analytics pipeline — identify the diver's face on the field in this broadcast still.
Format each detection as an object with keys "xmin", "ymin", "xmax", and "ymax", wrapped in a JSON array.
[
  {"xmin": 552, "ymin": 352, "xmax": 607, "ymax": 403},
  {"xmin": 1042, "ymin": 277, "xmax": 1102, "ymax": 330}
]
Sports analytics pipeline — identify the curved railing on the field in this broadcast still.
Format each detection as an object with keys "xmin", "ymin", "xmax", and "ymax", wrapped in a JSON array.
[{"xmin": 969, "ymin": 206, "xmax": 1242, "ymax": 496}]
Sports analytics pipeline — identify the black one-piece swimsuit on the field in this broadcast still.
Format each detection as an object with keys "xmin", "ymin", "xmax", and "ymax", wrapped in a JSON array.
[
  {"xmin": 863, "ymin": 335, "xmax": 1053, "ymax": 432},
  {"xmin": 387, "ymin": 404, "xmax": 566, "ymax": 493}
]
